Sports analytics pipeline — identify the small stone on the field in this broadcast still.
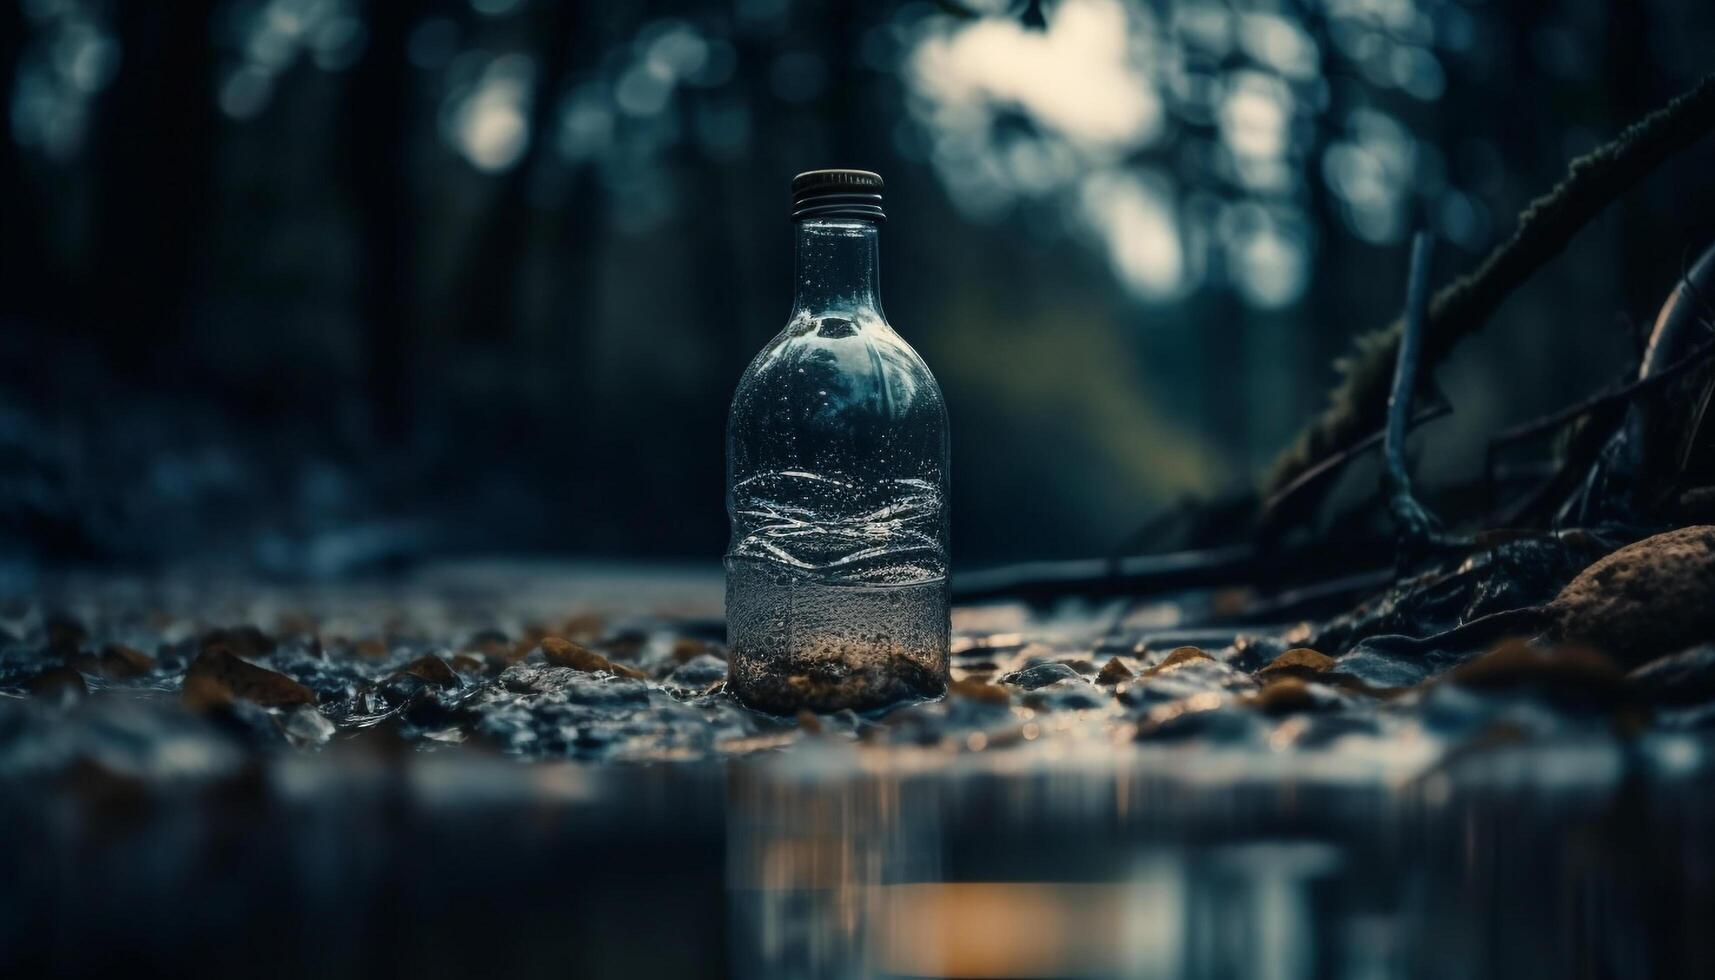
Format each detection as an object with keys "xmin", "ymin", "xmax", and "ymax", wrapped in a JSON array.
[
  {"xmin": 665, "ymin": 654, "xmax": 727, "ymax": 690},
  {"xmin": 396, "ymin": 654, "xmax": 459, "ymax": 688},
  {"xmin": 999, "ymin": 662, "xmax": 1080, "ymax": 690},
  {"xmin": 184, "ymin": 649, "xmax": 316, "ymax": 708},
  {"xmin": 1446, "ymin": 638, "xmax": 1625, "ymax": 704},
  {"xmin": 1095, "ymin": 658, "xmax": 1134, "ymax": 685},
  {"xmin": 1247, "ymin": 677, "xmax": 1342, "ymax": 715},
  {"xmin": 948, "ymin": 677, "xmax": 1011, "ymax": 705},
  {"xmin": 1258, "ymin": 647, "xmax": 1336, "ymax": 677},
  {"xmin": 1548, "ymin": 525, "xmax": 1715, "ymax": 666},
  {"xmin": 98, "ymin": 643, "xmax": 157, "ymax": 679},
  {"xmin": 1147, "ymin": 646, "xmax": 1212, "ymax": 674},
  {"xmin": 795, "ymin": 710, "xmax": 823, "ymax": 734},
  {"xmin": 540, "ymin": 636, "xmax": 647, "ymax": 680}
]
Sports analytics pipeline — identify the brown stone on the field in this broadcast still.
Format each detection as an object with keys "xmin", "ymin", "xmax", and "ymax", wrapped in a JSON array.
[
  {"xmin": 1095, "ymin": 658, "xmax": 1134, "ymax": 685},
  {"xmin": 795, "ymin": 710, "xmax": 823, "ymax": 734},
  {"xmin": 398, "ymin": 654, "xmax": 459, "ymax": 688},
  {"xmin": 1148, "ymin": 646, "xmax": 1212, "ymax": 674},
  {"xmin": 1258, "ymin": 647, "xmax": 1336, "ymax": 677},
  {"xmin": 183, "ymin": 649, "xmax": 315, "ymax": 708},
  {"xmin": 1248, "ymin": 677, "xmax": 1338, "ymax": 715},
  {"xmin": 1447, "ymin": 638, "xmax": 1625, "ymax": 700},
  {"xmin": 539, "ymin": 636, "xmax": 647, "ymax": 680},
  {"xmin": 1547, "ymin": 525, "xmax": 1715, "ymax": 665}
]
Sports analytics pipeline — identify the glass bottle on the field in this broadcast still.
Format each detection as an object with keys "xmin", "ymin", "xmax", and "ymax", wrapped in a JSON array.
[{"xmin": 725, "ymin": 170, "xmax": 950, "ymax": 713}]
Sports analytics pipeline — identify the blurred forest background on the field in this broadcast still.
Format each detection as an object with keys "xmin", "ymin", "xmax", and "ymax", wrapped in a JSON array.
[{"xmin": 2, "ymin": 0, "xmax": 1714, "ymax": 578}]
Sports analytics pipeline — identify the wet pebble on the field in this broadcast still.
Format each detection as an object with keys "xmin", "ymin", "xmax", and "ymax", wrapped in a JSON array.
[
  {"xmin": 1246, "ymin": 678, "xmax": 1346, "ymax": 715},
  {"xmin": 1095, "ymin": 658, "xmax": 1134, "ymax": 685},
  {"xmin": 665, "ymin": 653, "xmax": 728, "ymax": 691},
  {"xmin": 999, "ymin": 662, "xmax": 1080, "ymax": 690}
]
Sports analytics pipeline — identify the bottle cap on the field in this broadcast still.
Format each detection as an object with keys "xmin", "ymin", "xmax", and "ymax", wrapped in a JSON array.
[{"xmin": 791, "ymin": 169, "xmax": 885, "ymax": 223}]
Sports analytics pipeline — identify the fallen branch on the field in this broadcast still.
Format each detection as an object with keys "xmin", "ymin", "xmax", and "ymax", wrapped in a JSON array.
[
  {"xmin": 1384, "ymin": 232, "xmax": 1447, "ymax": 548},
  {"xmin": 1265, "ymin": 72, "xmax": 1715, "ymax": 502}
]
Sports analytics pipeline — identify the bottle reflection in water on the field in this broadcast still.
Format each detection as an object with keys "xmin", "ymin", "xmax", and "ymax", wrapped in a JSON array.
[{"xmin": 725, "ymin": 170, "xmax": 949, "ymax": 713}]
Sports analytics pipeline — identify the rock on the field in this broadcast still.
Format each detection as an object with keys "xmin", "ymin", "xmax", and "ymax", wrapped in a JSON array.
[
  {"xmin": 1257, "ymin": 648, "xmax": 1336, "ymax": 678},
  {"xmin": 948, "ymin": 677, "xmax": 1011, "ymax": 705},
  {"xmin": 183, "ymin": 649, "xmax": 316, "ymax": 708},
  {"xmin": 1547, "ymin": 525, "xmax": 1715, "ymax": 665},
  {"xmin": 999, "ymin": 662, "xmax": 1080, "ymax": 690},
  {"xmin": 540, "ymin": 636, "xmax": 647, "ymax": 680},
  {"xmin": 396, "ymin": 654, "xmax": 459, "ymax": 688},
  {"xmin": 795, "ymin": 710, "xmax": 822, "ymax": 734},
  {"xmin": 1095, "ymin": 658, "xmax": 1134, "ymax": 685},
  {"xmin": 1628, "ymin": 644, "xmax": 1715, "ymax": 706},
  {"xmin": 95, "ymin": 643, "xmax": 155, "ymax": 679},
  {"xmin": 1147, "ymin": 646, "xmax": 1212, "ymax": 674},
  {"xmin": 1444, "ymin": 639, "xmax": 1626, "ymax": 707},
  {"xmin": 665, "ymin": 654, "xmax": 728, "ymax": 690},
  {"xmin": 1246, "ymin": 678, "xmax": 1344, "ymax": 715}
]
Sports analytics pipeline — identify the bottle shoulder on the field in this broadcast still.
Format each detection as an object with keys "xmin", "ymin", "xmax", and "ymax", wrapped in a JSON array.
[{"xmin": 732, "ymin": 312, "xmax": 945, "ymax": 418}]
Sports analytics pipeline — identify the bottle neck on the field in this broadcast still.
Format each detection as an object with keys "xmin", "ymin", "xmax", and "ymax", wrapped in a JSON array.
[{"xmin": 791, "ymin": 219, "xmax": 882, "ymax": 320}]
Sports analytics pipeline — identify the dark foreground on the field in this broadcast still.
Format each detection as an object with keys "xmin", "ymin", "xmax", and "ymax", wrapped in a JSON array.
[{"xmin": 2, "ymin": 562, "xmax": 1712, "ymax": 978}]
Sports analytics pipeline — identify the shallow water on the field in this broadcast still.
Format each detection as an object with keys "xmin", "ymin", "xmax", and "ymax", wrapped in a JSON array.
[{"xmin": 0, "ymin": 563, "xmax": 1711, "ymax": 977}]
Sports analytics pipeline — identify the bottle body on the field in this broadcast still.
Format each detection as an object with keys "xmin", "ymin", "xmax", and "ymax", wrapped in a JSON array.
[{"xmin": 725, "ymin": 215, "xmax": 949, "ymax": 713}]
